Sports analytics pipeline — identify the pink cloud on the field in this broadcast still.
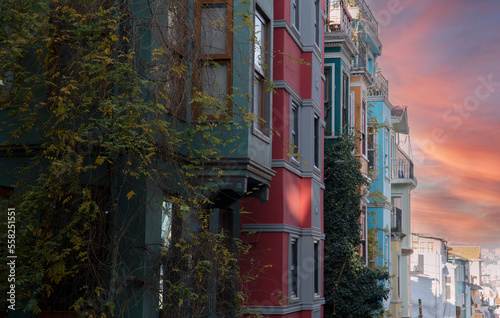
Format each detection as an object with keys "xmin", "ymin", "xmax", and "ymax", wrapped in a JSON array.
[{"xmin": 371, "ymin": 0, "xmax": 500, "ymax": 244}]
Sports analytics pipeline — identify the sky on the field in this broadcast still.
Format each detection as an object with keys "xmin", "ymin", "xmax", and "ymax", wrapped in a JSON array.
[{"xmin": 369, "ymin": 0, "xmax": 500, "ymax": 246}]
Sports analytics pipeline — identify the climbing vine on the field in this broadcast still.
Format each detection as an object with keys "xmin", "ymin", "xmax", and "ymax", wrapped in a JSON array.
[
  {"xmin": 323, "ymin": 133, "xmax": 390, "ymax": 317},
  {"xmin": 0, "ymin": 0, "xmax": 268, "ymax": 316}
]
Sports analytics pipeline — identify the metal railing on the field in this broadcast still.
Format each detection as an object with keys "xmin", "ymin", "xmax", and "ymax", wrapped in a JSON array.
[
  {"xmin": 326, "ymin": 0, "xmax": 352, "ymax": 36},
  {"xmin": 391, "ymin": 207, "xmax": 402, "ymax": 234},
  {"xmin": 326, "ymin": 0, "xmax": 378, "ymax": 36},
  {"xmin": 354, "ymin": 0, "xmax": 378, "ymax": 36},
  {"xmin": 368, "ymin": 73, "xmax": 389, "ymax": 98},
  {"xmin": 391, "ymin": 158, "xmax": 414, "ymax": 180},
  {"xmin": 352, "ymin": 41, "xmax": 367, "ymax": 69}
]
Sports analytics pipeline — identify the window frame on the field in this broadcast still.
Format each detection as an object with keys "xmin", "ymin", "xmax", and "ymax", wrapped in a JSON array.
[
  {"xmin": 291, "ymin": 0, "xmax": 300, "ymax": 32},
  {"xmin": 323, "ymin": 65, "xmax": 334, "ymax": 136},
  {"xmin": 290, "ymin": 101, "xmax": 300, "ymax": 161},
  {"xmin": 361, "ymin": 98, "xmax": 367, "ymax": 155},
  {"xmin": 314, "ymin": 239, "xmax": 321, "ymax": 296},
  {"xmin": 341, "ymin": 72, "xmax": 349, "ymax": 132},
  {"xmin": 367, "ymin": 126, "xmax": 377, "ymax": 178},
  {"xmin": 314, "ymin": 114, "xmax": 320, "ymax": 168},
  {"xmin": 290, "ymin": 236, "xmax": 299, "ymax": 300},
  {"xmin": 194, "ymin": 0, "xmax": 234, "ymax": 121},
  {"xmin": 349, "ymin": 91, "xmax": 355, "ymax": 135},
  {"xmin": 252, "ymin": 8, "xmax": 271, "ymax": 137},
  {"xmin": 314, "ymin": 0, "xmax": 320, "ymax": 46}
]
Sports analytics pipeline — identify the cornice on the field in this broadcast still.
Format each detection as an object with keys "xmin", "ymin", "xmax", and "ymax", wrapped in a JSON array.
[
  {"xmin": 324, "ymin": 32, "xmax": 358, "ymax": 59},
  {"xmin": 241, "ymin": 223, "xmax": 325, "ymax": 239}
]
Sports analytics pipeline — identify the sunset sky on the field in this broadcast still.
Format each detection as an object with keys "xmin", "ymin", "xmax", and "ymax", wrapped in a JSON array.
[{"xmin": 369, "ymin": 0, "xmax": 500, "ymax": 245}]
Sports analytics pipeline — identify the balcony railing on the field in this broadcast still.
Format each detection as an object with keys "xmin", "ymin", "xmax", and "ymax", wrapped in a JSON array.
[
  {"xmin": 326, "ymin": 0, "xmax": 378, "ymax": 37},
  {"xmin": 346, "ymin": 0, "xmax": 378, "ymax": 37},
  {"xmin": 352, "ymin": 42, "xmax": 367, "ymax": 69},
  {"xmin": 326, "ymin": 0, "xmax": 352, "ymax": 36},
  {"xmin": 391, "ymin": 207, "xmax": 402, "ymax": 234},
  {"xmin": 368, "ymin": 73, "xmax": 389, "ymax": 98},
  {"xmin": 391, "ymin": 158, "xmax": 414, "ymax": 180}
]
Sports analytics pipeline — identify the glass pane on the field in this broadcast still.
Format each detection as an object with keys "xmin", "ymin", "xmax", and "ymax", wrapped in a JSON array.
[
  {"xmin": 201, "ymin": 63, "xmax": 228, "ymax": 115},
  {"xmin": 314, "ymin": 241, "xmax": 319, "ymax": 294},
  {"xmin": 161, "ymin": 201, "xmax": 173, "ymax": 245},
  {"xmin": 253, "ymin": 75, "xmax": 262, "ymax": 119},
  {"xmin": 291, "ymin": 239, "xmax": 298, "ymax": 296},
  {"xmin": 201, "ymin": 4, "xmax": 228, "ymax": 55},
  {"xmin": 254, "ymin": 12, "xmax": 265, "ymax": 73}
]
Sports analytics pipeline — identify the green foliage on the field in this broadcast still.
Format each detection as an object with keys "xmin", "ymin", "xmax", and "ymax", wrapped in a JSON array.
[
  {"xmin": 0, "ymin": 0, "xmax": 264, "ymax": 316},
  {"xmin": 323, "ymin": 133, "xmax": 390, "ymax": 317}
]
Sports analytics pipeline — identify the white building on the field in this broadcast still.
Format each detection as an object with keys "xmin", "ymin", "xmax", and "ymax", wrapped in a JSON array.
[{"xmin": 410, "ymin": 234, "xmax": 453, "ymax": 318}]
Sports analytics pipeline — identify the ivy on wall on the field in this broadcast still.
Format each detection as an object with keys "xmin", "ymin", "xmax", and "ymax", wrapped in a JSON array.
[{"xmin": 323, "ymin": 133, "xmax": 390, "ymax": 317}]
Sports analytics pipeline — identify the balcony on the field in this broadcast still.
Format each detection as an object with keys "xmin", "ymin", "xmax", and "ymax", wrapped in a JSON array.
[
  {"xmin": 352, "ymin": 41, "xmax": 367, "ymax": 70},
  {"xmin": 391, "ymin": 158, "xmax": 414, "ymax": 180},
  {"xmin": 350, "ymin": 0, "xmax": 378, "ymax": 38},
  {"xmin": 326, "ymin": 0, "xmax": 352, "ymax": 36},
  {"xmin": 391, "ymin": 207, "xmax": 402, "ymax": 234},
  {"xmin": 368, "ymin": 73, "xmax": 389, "ymax": 98}
]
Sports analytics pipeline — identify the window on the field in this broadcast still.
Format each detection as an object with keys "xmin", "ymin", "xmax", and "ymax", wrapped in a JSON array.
[
  {"xmin": 314, "ymin": 0, "xmax": 320, "ymax": 46},
  {"xmin": 413, "ymin": 240, "xmax": 418, "ymax": 251},
  {"xmin": 324, "ymin": 68, "xmax": 332, "ymax": 136},
  {"xmin": 446, "ymin": 276, "xmax": 452, "ymax": 300},
  {"xmin": 360, "ymin": 206, "xmax": 368, "ymax": 263},
  {"xmin": 290, "ymin": 237, "xmax": 299, "ymax": 298},
  {"xmin": 427, "ymin": 242, "xmax": 434, "ymax": 253},
  {"xmin": 314, "ymin": 115, "xmax": 320, "ymax": 167},
  {"xmin": 397, "ymin": 254, "xmax": 401, "ymax": 298},
  {"xmin": 420, "ymin": 242, "xmax": 426, "ymax": 251},
  {"xmin": 291, "ymin": 102, "xmax": 299, "ymax": 158},
  {"xmin": 349, "ymin": 91, "xmax": 355, "ymax": 134},
  {"xmin": 291, "ymin": 0, "xmax": 299, "ymax": 31},
  {"xmin": 149, "ymin": 0, "xmax": 187, "ymax": 118},
  {"xmin": 0, "ymin": 70, "xmax": 13, "ymax": 105},
  {"xmin": 324, "ymin": 70, "xmax": 330, "ymax": 104},
  {"xmin": 161, "ymin": 199, "xmax": 182, "ymax": 247},
  {"xmin": 367, "ymin": 128, "xmax": 377, "ymax": 177},
  {"xmin": 200, "ymin": 61, "xmax": 231, "ymax": 118},
  {"xmin": 253, "ymin": 10, "xmax": 269, "ymax": 135},
  {"xmin": 361, "ymin": 99, "xmax": 367, "ymax": 155},
  {"xmin": 342, "ymin": 73, "xmax": 349, "ymax": 131},
  {"xmin": 385, "ymin": 128, "xmax": 389, "ymax": 178},
  {"xmin": 417, "ymin": 254, "xmax": 424, "ymax": 273},
  {"xmin": 196, "ymin": 1, "xmax": 233, "ymax": 119},
  {"xmin": 314, "ymin": 240, "xmax": 320, "ymax": 295}
]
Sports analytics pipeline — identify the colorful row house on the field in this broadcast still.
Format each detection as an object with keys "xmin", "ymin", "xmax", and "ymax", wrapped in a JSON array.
[
  {"xmin": 326, "ymin": 1, "xmax": 418, "ymax": 317},
  {"xmin": 1, "ymin": 0, "xmax": 425, "ymax": 317},
  {"xmin": 241, "ymin": 0, "xmax": 326, "ymax": 316}
]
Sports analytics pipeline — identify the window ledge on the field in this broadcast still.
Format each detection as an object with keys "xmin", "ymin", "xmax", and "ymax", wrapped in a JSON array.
[
  {"xmin": 290, "ymin": 25, "xmax": 300, "ymax": 39},
  {"xmin": 252, "ymin": 126, "xmax": 271, "ymax": 143}
]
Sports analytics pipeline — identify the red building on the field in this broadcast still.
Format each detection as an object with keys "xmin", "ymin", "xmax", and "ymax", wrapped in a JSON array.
[{"xmin": 241, "ymin": 0, "xmax": 326, "ymax": 317}]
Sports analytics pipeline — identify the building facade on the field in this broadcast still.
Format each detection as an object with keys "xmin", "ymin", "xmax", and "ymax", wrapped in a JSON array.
[
  {"xmin": 391, "ymin": 105, "xmax": 418, "ymax": 317},
  {"xmin": 410, "ymin": 235, "xmax": 450, "ymax": 318},
  {"xmin": 240, "ymin": 0, "xmax": 326, "ymax": 317}
]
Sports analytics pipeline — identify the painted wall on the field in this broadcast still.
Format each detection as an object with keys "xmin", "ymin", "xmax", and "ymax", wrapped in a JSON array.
[{"xmin": 240, "ymin": 0, "xmax": 325, "ymax": 316}]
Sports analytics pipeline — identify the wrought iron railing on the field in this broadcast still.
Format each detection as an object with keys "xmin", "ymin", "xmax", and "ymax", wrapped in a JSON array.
[
  {"xmin": 352, "ymin": 41, "xmax": 367, "ymax": 69},
  {"xmin": 391, "ymin": 207, "xmax": 402, "ymax": 234},
  {"xmin": 354, "ymin": 0, "xmax": 378, "ymax": 36},
  {"xmin": 391, "ymin": 158, "xmax": 414, "ymax": 180},
  {"xmin": 326, "ymin": 0, "xmax": 378, "ymax": 36},
  {"xmin": 326, "ymin": 0, "xmax": 352, "ymax": 36},
  {"xmin": 368, "ymin": 73, "xmax": 389, "ymax": 98}
]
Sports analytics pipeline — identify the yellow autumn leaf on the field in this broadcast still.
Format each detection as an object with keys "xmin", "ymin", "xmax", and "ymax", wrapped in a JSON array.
[
  {"xmin": 110, "ymin": 34, "xmax": 118, "ymax": 42},
  {"xmin": 95, "ymin": 156, "xmax": 105, "ymax": 165},
  {"xmin": 126, "ymin": 190, "xmax": 135, "ymax": 200}
]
